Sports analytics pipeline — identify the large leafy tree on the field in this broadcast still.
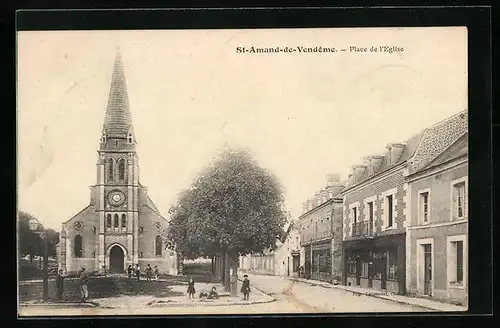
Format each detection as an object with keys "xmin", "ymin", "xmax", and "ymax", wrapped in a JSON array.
[
  {"xmin": 18, "ymin": 211, "xmax": 59, "ymax": 259},
  {"xmin": 168, "ymin": 148, "xmax": 287, "ymax": 285}
]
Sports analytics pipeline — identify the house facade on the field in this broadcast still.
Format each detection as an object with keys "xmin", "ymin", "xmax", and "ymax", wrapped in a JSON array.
[
  {"xmin": 299, "ymin": 174, "xmax": 344, "ymax": 283},
  {"xmin": 341, "ymin": 142, "xmax": 417, "ymax": 294},
  {"xmin": 406, "ymin": 130, "xmax": 468, "ymax": 305},
  {"xmin": 341, "ymin": 110, "xmax": 467, "ymax": 296},
  {"xmin": 238, "ymin": 222, "xmax": 301, "ymax": 277}
]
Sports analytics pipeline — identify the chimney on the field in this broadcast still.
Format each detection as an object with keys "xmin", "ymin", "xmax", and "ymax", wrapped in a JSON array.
[
  {"xmin": 326, "ymin": 173, "xmax": 341, "ymax": 186},
  {"xmin": 326, "ymin": 173, "xmax": 345, "ymax": 196},
  {"xmin": 386, "ymin": 143, "xmax": 405, "ymax": 165}
]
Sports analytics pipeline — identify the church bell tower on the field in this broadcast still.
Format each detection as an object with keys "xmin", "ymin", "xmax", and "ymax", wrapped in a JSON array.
[{"xmin": 95, "ymin": 49, "xmax": 141, "ymax": 271}]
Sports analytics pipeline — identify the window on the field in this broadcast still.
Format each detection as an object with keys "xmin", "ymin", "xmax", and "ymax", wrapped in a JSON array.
[
  {"xmin": 74, "ymin": 235, "xmax": 83, "ymax": 257},
  {"xmin": 114, "ymin": 214, "xmax": 119, "ymax": 228},
  {"xmin": 352, "ymin": 207, "xmax": 358, "ymax": 225},
  {"xmin": 106, "ymin": 214, "xmax": 112, "ymax": 229},
  {"xmin": 419, "ymin": 191, "xmax": 430, "ymax": 223},
  {"xmin": 115, "ymin": 140, "xmax": 118, "ymax": 147},
  {"xmin": 121, "ymin": 214, "xmax": 126, "ymax": 230},
  {"xmin": 368, "ymin": 202, "xmax": 374, "ymax": 233},
  {"xmin": 453, "ymin": 182, "xmax": 467, "ymax": 220},
  {"xmin": 118, "ymin": 159, "xmax": 126, "ymax": 180},
  {"xmin": 107, "ymin": 158, "xmax": 114, "ymax": 181},
  {"xmin": 449, "ymin": 239, "xmax": 465, "ymax": 285},
  {"xmin": 386, "ymin": 195, "xmax": 394, "ymax": 228},
  {"xmin": 155, "ymin": 235, "xmax": 163, "ymax": 256}
]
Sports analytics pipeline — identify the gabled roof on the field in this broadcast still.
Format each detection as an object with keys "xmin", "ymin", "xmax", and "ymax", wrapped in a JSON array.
[
  {"xmin": 409, "ymin": 110, "xmax": 467, "ymax": 173},
  {"xmin": 416, "ymin": 133, "xmax": 468, "ymax": 172}
]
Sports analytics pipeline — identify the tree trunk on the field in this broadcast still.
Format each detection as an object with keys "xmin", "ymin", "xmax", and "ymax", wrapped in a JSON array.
[
  {"xmin": 221, "ymin": 252, "xmax": 226, "ymax": 285},
  {"xmin": 229, "ymin": 252, "xmax": 239, "ymax": 296},
  {"xmin": 224, "ymin": 250, "xmax": 231, "ymax": 292},
  {"xmin": 211, "ymin": 256, "xmax": 215, "ymax": 275}
]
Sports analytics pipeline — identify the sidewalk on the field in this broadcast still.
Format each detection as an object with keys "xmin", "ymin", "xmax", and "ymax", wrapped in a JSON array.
[{"xmin": 288, "ymin": 277, "xmax": 467, "ymax": 312}]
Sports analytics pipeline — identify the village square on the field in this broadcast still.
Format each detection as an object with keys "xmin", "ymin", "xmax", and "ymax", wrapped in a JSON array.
[{"xmin": 18, "ymin": 29, "xmax": 469, "ymax": 315}]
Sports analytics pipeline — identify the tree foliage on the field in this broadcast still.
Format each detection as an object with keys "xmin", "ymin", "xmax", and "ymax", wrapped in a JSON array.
[
  {"xmin": 18, "ymin": 211, "xmax": 59, "ymax": 258},
  {"xmin": 168, "ymin": 148, "xmax": 287, "ymax": 258}
]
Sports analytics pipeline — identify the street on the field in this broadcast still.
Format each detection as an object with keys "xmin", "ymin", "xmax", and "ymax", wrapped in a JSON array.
[
  {"xmin": 242, "ymin": 274, "xmax": 432, "ymax": 313},
  {"xmin": 19, "ymin": 273, "xmax": 432, "ymax": 316}
]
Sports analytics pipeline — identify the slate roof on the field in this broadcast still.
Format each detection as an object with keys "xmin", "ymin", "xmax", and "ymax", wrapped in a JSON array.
[
  {"xmin": 344, "ymin": 110, "xmax": 468, "ymax": 190},
  {"xmin": 409, "ymin": 110, "xmax": 468, "ymax": 173},
  {"xmin": 417, "ymin": 132, "xmax": 468, "ymax": 172},
  {"xmin": 103, "ymin": 50, "xmax": 134, "ymax": 138}
]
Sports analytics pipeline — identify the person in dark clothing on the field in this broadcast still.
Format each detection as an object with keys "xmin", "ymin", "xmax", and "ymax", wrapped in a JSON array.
[
  {"xmin": 207, "ymin": 286, "xmax": 219, "ymax": 300},
  {"xmin": 55, "ymin": 269, "xmax": 65, "ymax": 301},
  {"xmin": 135, "ymin": 264, "xmax": 141, "ymax": 281},
  {"xmin": 127, "ymin": 265, "xmax": 133, "ymax": 279},
  {"xmin": 241, "ymin": 274, "xmax": 251, "ymax": 300},
  {"xmin": 186, "ymin": 276, "xmax": 196, "ymax": 299},
  {"xmin": 146, "ymin": 264, "xmax": 153, "ymax": 282}
]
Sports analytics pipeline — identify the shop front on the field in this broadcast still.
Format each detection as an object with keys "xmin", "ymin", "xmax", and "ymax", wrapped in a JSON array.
[
  {"xmin": 343, "ymin": 234, "xmax": 406, "ymax": 294},
  {"xmin": 311, "ymin": 242, "xmax": 332, "ymax": 282}
]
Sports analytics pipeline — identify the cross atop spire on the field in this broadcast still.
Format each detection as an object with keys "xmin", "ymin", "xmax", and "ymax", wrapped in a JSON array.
[{"xmin": 100, "ymin": 49, "xmax": 136, "ymax": 150}]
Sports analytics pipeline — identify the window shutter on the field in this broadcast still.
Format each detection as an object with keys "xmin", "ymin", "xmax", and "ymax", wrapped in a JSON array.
[
  {"xmin": 463, "ymin": 186, "xmax": 468, "ymax": 218},
  {"xmin": 452, "ymin": 187, "xmax": 458, "ymax": 220}
]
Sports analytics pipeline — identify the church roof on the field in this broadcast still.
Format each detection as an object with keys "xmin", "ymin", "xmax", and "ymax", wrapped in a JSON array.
[{"xmin": 103, "ymin": 49, "xmax": 134, "ymax": 138}]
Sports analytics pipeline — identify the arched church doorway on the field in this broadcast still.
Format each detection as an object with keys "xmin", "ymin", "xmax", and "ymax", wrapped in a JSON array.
[{"xmin": 109, "ymin": 245, "xmax": 125, "ymax": 273}]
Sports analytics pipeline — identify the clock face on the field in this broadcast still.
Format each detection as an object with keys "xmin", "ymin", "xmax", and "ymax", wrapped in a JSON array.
[{"xmin": 107, "ymin": 190, "xmax": 126, "ymax": 207}]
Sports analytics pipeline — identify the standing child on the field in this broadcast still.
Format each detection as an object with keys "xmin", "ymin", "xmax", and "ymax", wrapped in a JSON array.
[
  {"xmin": 154, "ymin": 265, "xmax": 159, "ymax": 281},
  {"xmin": 241, "ymin": 274, "xmax": 251, "ymax": 300},
  {"xmin": 55, "ymin": 269, "xmax": 65, "ymax": 301},
  {"xmin": 127, "ymin": 265, "xmax": 133, "ymax": 279},
  {"xmin": 186, "ymin": 276, "xmax": 196, "ymax": 299},
  {"xmin": 146, "ymin": 264, "xmax": 153, "ymax": 282}
]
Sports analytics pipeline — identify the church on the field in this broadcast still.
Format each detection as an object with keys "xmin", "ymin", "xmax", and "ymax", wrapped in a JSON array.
[{"xmin": 57, "ymin": 50, "xmax": 178, "ymax": 275}]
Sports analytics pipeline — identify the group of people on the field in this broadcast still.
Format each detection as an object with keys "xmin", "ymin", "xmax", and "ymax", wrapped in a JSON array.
[
  {"xmin": 127, "ymin": 263, "xmax": 159, "ymax": 281},
  {"xmin": 55, "ymin": 267, "xmax": 89, "ymax": 303},
  {"xmin": 186, "ymin": 274, "xmax": 252, "ymax": 301}
]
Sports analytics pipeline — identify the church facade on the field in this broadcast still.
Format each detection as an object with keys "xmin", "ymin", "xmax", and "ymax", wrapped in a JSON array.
[{"xmin": 57, "ymin": 51, "xmax": 178, "ymax": 275}]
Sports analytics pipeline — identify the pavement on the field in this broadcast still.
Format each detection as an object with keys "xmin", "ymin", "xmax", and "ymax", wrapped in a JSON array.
[
  {"xmin": 18, "ymin": 272, "xmax": 466, "ymax": 315},
  {"xmin": 285, "ymin": 276, "xmax": 467, "ymax": 312},
  {"xmin": 18, "ymin": 277, "xmax": 274, "ymax": 316}
]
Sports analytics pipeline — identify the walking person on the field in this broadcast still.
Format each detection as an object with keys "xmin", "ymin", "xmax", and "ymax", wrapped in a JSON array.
[
  {"xmin": 127, "ymin": 264, "xmax": 133, "ymax": 279},
  {"xmin": 55, "ymin": 269, "xmax": 65, "ymax": 301},
  {"xmin": 135, "ymin": 263, "xmax": 141, "ymax": 281},
  {"xmin": 186, "ymin": 276, "xmax": 196, "ymax": 299},
  {"xmin": 241, "ymin": 274, "xmax": 251, "ymax": 301},
  {"xmin": 79, "ymin": 268, "xmax": 89, "ymax": 303},
  {"xmin": 154, "ymin": 265, "xmax": 159, "ymax": 281},
  {"xmin": 146, "ymin": 264, "xmax": 153, "ymax": 282}
]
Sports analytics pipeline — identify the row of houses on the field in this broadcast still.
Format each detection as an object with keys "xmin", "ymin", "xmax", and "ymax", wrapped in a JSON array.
[{"xmin": 239, "ymin": 110, "xmax": 468, "ymax": 306}]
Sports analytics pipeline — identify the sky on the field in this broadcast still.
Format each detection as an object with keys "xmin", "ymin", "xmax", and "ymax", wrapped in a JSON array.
[{"xmin": 17, "ymin": 27, "xmax": 467, "ymax": 230}]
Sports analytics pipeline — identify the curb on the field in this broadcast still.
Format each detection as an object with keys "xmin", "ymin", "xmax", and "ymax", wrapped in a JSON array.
[
  {"xmin": 147, "ymin": 297, "xmax": 275, "ymax": 308},
  {"xmin": 19, "ymin": 302, "xmax": 98, "ymax": 308},
  {"xmin": 288, "ymin": 278, "xmax": 461, "ymax": 312}
]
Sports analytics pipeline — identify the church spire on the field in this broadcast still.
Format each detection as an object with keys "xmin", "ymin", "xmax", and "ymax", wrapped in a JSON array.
[{"xmin": 100, "ymin": 49, "xmax": 136, "ymax": 150}]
